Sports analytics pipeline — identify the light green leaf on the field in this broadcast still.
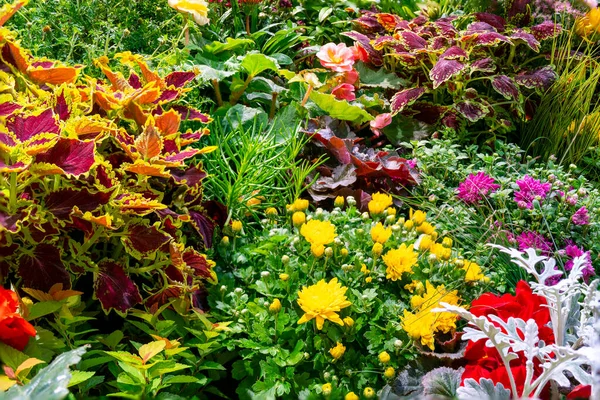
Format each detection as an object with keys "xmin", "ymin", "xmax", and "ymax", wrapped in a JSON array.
[
  {"xmin": 105, "ymin": 351, "xmax": 142, "ymax": 365},
  {"xmin": 138, "ymin": 341, "xmax": 165, "ymax": 363},
  {"xmin": 67, "ymin": 370, "xmax": 96, "ymax": 387},
  {"xmin": 355, "ymin": 62, "xmax": 407, "ymax": 89},
  {"xmin": 204, "ymin": 38, "xmax": 254, "ymax": 55},
  {"xmin": 162, "ymin": 375, "xmax": 204, "ymax": 385},
  {"xmin": 197, "ymin": 361, "xmax": 226, "ymax": 371},
  {"xmin": 309, "ymin": 91, "xmax": 374, "ymax": 124},
  {"xmin": 26, "ymin": 301, "xmax": 63, "ymax": 321},
  {"xmin": 241, "ymin": 54, "xmax": 279, "ymax": 77},
  {"xmin": 197, "ymin": 65, "xmax": 236, "ymax": 83},
  {"xmin": 0, "ymin": 343, "xmax": 29, "ymax": 370}
]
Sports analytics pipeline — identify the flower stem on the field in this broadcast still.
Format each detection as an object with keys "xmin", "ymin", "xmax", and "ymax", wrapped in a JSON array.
[{"xmin": 212, "ymin": 79, "xmax": 223, "ymax": 107}]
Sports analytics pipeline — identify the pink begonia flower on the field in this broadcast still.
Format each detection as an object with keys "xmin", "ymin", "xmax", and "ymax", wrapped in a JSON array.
[
  {"xmin": 369, "ymin": 113, "xmax": 392, "ymax": 136},
  {"xmin": 331, "ymin": 83, "xmax": 356, "ymax": 101},
  {"xmin": 316, "ymin": 43, "xmax": 355, "ymax": 72},
  {"xmin": 343, "ymin": 70, "xmax": 359, "ymax": 86},
  {"xmin": 351, "ymin": 44, "xmax": 369, "ymax": 63}
]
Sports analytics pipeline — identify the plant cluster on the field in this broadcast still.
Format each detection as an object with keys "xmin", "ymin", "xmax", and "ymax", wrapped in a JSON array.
[{"xmin": 209, "ymin": 195, "xmax": 490, "ymax": 398}]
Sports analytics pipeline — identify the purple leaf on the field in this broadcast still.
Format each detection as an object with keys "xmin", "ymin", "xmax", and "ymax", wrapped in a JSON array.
[
  {"xmin": 170, "ymin": 105, "xmax": 212, "ymax": 123},
  {"xmin": 456, "ymin": 101, "xmax": 488, "ymax": 122},
  {"xmin": 441, "ymin": 46, "xmax": 467, "ymax": 60},
  {"xmin": 430, "ymin": 59, "xmax": 465, "ymax": 89},
  {"xmin": 45, "ymin": 188, "xmax": 111, "ymax": 220},
  {"xmin": 511, "ymin": 30, "xmax": 540, "ymax": 52},
  {"xmin": 122, "ymin": 224, "xmax": 172, "ymax": 259},
  {"xmin": 491, "ymin": 75, "xmax": 519, "ymax": 100},
  {"xmin": 54, "ymin": 91, "xmax": 71, "ymax": 121},
  {"xmin": 164, "ymin": 71, "xmax": 196, "ymax": 88},
  {"xmin": 531, "ymin": 21, "xmax": 561, "ymax": 41},
  {"xmin": 472, "ymin": 32, "xmax": 510, "ymax": 46},
  {"xmin": 471, "ymin": 58, "xmax": 496, "ymax": 73},
  {"xmin": 18, "ymin": 244, "xmax": 71, "ymax": 291},
  {"xmin": 399, "ymin": 31, "xmax": 427, "ymax": 51},
  {"xmin": 0, "ymin": 102, "xmax": 21, "ymax": 117},
  {"xmin": 35, "ymin": 138, "xmax": 96, "ymax": 177},
  {"xmin": 189, "ymin": 210, "xmax": 215, "ymax": 249},
  {"xmin": 390, "ymin": 87, "xmax": 426, "ymax": 115},
  {"xmin": 95, "ymin": 261, "xmax": 142, "ymax": 313},
  {"xmin": 467, "ymin": 22, "xmax": 498, "ymax": 33},
  {"xmin": 515, "ymin": 67, "xmax": 557, "ymax": 90},
  {"xmin": 474, "ymin": 12, "xmax": 506, "ymax": 32},
  {"xmin": 434, "ymin": 21, "xmax": 457, "ymax": 38},
  {"xmin": 6, "ymin": 109, "xmax": 59, "ymax": 142},
  {"xmin": 169, "ymin": 163, "xmax": 207, "ymax": 187},
  {"xmin": 182, "ymin": 248, "xmax": 216, "ymax": 282}
]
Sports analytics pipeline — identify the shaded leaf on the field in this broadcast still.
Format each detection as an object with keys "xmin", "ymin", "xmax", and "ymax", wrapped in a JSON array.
[{"xmin": 95, "ymin": 261, "xmax": 142, "ymax": 313}]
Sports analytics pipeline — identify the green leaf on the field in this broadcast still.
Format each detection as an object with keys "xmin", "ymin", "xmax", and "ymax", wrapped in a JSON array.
[
  {"xmin": 98, "ymin": 330, "xmax": 124, "ymax": 349},
  {"xmin": 138, "ymin": 341, "xmax": 165, "ymax": 363},
  {"xmin": 148, "ymin": 360, "xmax": 190, "ymax": 377},
  {"xmin": 355, "ymin": 62, "xmax": 407, "ymax": 89},
  {"xmin": 241, "ymin": 53, "xmax": 279, "ymax": 77},
  {"xmin": 197, "ymin": 65, "xmax": 236, "ymax": 83},
  {"xmin": 309, "ymin": 91, "xmax": 374, "ymax": 124},
  {"xmin": 197, "ymin": 361, "xmax": 226, "ymax": 371},
  {"xmin": 26, "ymin": 301, "xmax": 64, "ymax": 321},
  {"xmin": 105, "ymin": 351, "xmax": 142, "ymax": 365},
  {"xmin": 67, "ymin": 370, "xmax": 96, "ymax": 387},
  {"xmin": 0, "ymin": 346, "xmax": 88, "ymax": 400},
  {"xmin": 162, "ymin": 375, "xmax": 205, "ymax": 385},
  {"xmin": 204, "ymin": 38, "xmax": 255, "ymax": 55},
  {"xmin": 0, "ymin": 343, "xmax": 29, "ymax": 370}
]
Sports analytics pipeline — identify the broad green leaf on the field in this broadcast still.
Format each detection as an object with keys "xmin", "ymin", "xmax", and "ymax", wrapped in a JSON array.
[
  {"xmin": 138, "ymin": 341, "xmax": 165, "ymax": 363},
  {"xmin": 98, "ymin": 330, "xmax": 124, "ymax": 349},
  {"xmin": 148, "ymin": 360, "xmax": 190, "ymax": 377},
  {"xmin": 0, "ymin": 346, "xmax": 88, "ymax": 400},
  {"xmin": 309, "ymin": 91, "xmax": 374, "ymax": 124},
  {"xmin": 204, "ymin": 38, "xmax": 254, "ymax": 55},
  {"xmin": 118, "ymin": 361, "xmax": 145, "ymax": 384},
  {"xmin": 0, "ymin": 343, "xmax": 29, "ymax": 370},
  {"xmin": 15, "ymin": 358, "xmax": 45, "ymax": 376},
  {"xmin": 67, "ymin": 370, "xmax": 95, "ymax": 387},
  {"xmin": 197, "ymin": 361, "xmax": 226, "ymax": 371},
  {"xmin": 162, "ymin": 375, "xmax": 202, "ymax": 384},
  {"xmin": 197, "ymin": 65, "xmax": 236, "ymax": 83},
  {"xmin": 355, "ymin": 62, "xmax": 407, "ymax": 89},
  {"xmin": 26, "ymin": 301, "xmax": 63, "ymax": 321},
  {"xmin": 105, "ymin": 351, "xmax": 142, "ymax": 365},
  {"xmin": 241, "ymin": 54, "xmax": 279, "ymax": 77}
]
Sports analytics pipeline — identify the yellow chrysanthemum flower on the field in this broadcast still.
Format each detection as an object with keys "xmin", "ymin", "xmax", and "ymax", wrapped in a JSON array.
[
  {"xmin": 401, "ymin": 309, "xmax": 437, "ymax": 350},
  {"xmin": 301, "ymin": 219, "xmax": 336, "ymax": 257},
  {"xmin": 378, "ymin": 351, "xmax": 390, "ymax": 363},
  {"xmin": 576, "ymin": 8, "xmax": 600, "ymax": 40},
  {"xmin": 292, "ymin": 211, "xmax": 306, "ymax": 227},
  {"xmin": 430, "ymin": 243, "xmax": 451, "ymax": 261},
  {"xmin": 410, "ymin": 209, "xmax": 427, "ymax": 225},
  {"xmin": 404, "ymin": 280, "xmax": 424, "ymax": 294},
  {"xmin": 368, "ymin": 192, "xmax": 393, "ymax": 215},
  {"xmin": 416, "ymin": 221, "xmax": 435, "ymax": 235},
  {"xmin": 329, "ymin": 341, "xmax": 346, "ymax": 360},
  {"xmin": 289, "ymin": 198, "xmax": 309, "ymax": 212},
  {"xmin": 297, "ymin": 278, "xmax": 351, "ymax": 330},
  {"xmin": 269, "ymin": 299, "xmax": 282, "ymax": 313},
  {"xmin": 384, "ymin": 367, "xmax": 395, "ymax": 379},
  {"xmin": 382, "ymin": 243, "xmax": 418, "ymax": 281},
  {"xmin": 371, "ymin": 222, "xmax": 392, "ymax": 244},
  {"xmin": 462, "ymin": 260, "xmax": 490, "ymax": 282},
  {"xmin": 364, "ymin": 387, "xmax": 376, "ymax": 398},
  {"xmin": 322, "ymin": 383, "xmax": 332, "ymax": 396},
  {"xmin": 343, "ymin": 316, "xmax": 354, "ymax": 327},
  {"xmin": 418, "ymin": 234, "xmax": 433, "ymax": 251},
  {"xmin": 345, "ymin": 392, "xmax": 359, "ymax": 400}
]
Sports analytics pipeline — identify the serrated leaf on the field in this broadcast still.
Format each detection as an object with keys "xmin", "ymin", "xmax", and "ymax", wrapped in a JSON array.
[
  {"xmin": 138, "ymin": 341, "xmax": 166, "ymax": 363},
  {"xmin": 105, "ymin": 351, "xmax": 142, "ymax": 365},
  {"xmin": 67, "ymin": 370, "xmax": 95, "ymax": 387}
]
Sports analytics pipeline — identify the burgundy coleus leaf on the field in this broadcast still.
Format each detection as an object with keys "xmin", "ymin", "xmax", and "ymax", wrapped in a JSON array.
[
  {"xmin": 411, "ymin": 102, "xmax": 447, "ymax": 125},
  {"xmin": 430, "ymin": 59, "xmax": 465, "ymax": 89},
  {"xmin": 471, "ymin": 58, "xmax": 496, "ymax": 73},
  {"xmin": 491, "ymin": 75, "xmax": 519, "ymax": 100},
  {"xmin": 95, "ymin": 261, "xmax": 142, "ymax": 313},
  {"xmin": 122, "ymin": 224, "xmax": 172, "ymax": 259},
  {"xmin": 471, "ymin": 32, "xmax": 510, "ymax": 47},
  {"xmin": 0, "ymin": 160, "xmax": 28, "ymax": 173},
  {"xmin": 474, "ymin": 12, "xmax": 506, "ymax": 32},
  {"xmin": 515, "ymin": 66, "xmax": 557, "ymax": 90},
  {"xmin": 431, "ymin": 36, "xmax": 449, "ymax": 50},
  {"xmin": 54, "ymin": 91, "xmax": 71, "ymax": 121},
  {"xmin": 372, "ymin": 35, "xmax": 396, "ymax": 50},
  {"xmin": 511, "ymin": 30, "xmax": 540, "ymax": 52},
  {"xmin": 128, "ymin": 72, "xmax": 142, "ymax": 89},
  {"xmin": 354, "ymin": 14, "xmax": 385, "ymax": 34},
  {"xmin": 434, "ymin": 20, "xmax": 457, "ymax": 38},
  {"xmin": 310, "ymin": 129, "xmax": 353, "ymax": 165},
  {"xmin": 390, "ymin": 87, "xmax": 426, "ymax": 115},
  {"xmin": 18, "ymin": 244, "xmax": 71, "ymax": 291},
  {"xmin": 0, "ymin": 209, "xmax": 26, "ymax": 233},
  {"xmin": 34, "ymin": 138, "xmax": 96, "ymax": 177},
  {"xmin": 467, "ymin": 22, "xmax": 498, "ymax": 33},
  {"xmin": 531, "ymin": 21, "xmax": 561, "ymax": 41},
  {"xmin": 6, "ymin": 109, "xmax": 59, "ymax": 142},
  {"xmin": 202, "ymin": 200, "xmax": 228, "ymax": 228},
  {"xmin": 455, "ymin": 101, "xmax": 489, "ymax": 122},
  {"xmin": 182, "ymin": 248, "xmax": 216, "ymax": 282},
  {"xmin": 45, "ymin": 188, "xmax": 112, "ymax": 220},
  {"xmin": 164, "ymin": 71, "xmax": 196, "ymax": 88},
  {"xmin": 441, "ymin": 46, "xmax": 467, "ymax": 60},
  {"xmin": 169, "ymin": 163, "xmax": 207, "ymax": 187},
  {"xmin": 189, "ymin": 210, "xmax": 215, "ymax": 249},
  {"xmin": 170, "ymin": 105, "xmax": 212, "ymax": 123},
  {"xmin": 155, "ymin": 89, "xmax": 179, "ymax": 104},
  {"xmin": 342, "ymin": 31, "xmax": 383, "ymax": 66},
  {"xmin": 0, "ymin": 102, "xmax": 21, "ymax": 116},
  {"xmin": 398, "ymin": 31, "xmax": 427, "ymax": 51}
]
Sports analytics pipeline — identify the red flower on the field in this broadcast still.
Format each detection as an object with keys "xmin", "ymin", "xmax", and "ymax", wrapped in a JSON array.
[
  {"xmin": 331, "ymin": 83, "xmax": 356, "ymax": 101},
  {"xmin": 567, "ymin": 385, "xmax": 591, "ymax": 399},
  {"xmin": 461, "ymin": 281, "xmax": 553, "ymax": 399},
  {"xmin": 0, "ymin": 287, "xmax": 36, "ymax": 351}
]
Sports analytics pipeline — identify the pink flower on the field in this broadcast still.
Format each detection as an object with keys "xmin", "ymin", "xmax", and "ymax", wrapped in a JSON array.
[
  {"xmin": 571, "ymin": 206, "xmax": 590, "ymax": 225},
  {"xmin": 514, "ymin": 175, "xmax": 551, "ymax": 209},
  {"xmin": 351, "ymin": 44, "xmax": 369, "ymax": 63},
  {"xmin": 343, "ymin": 70, "xmax": 359, "ymax": 85},
  {"xmin": 369, "ymin": 113, "xmax": 392, "ymax": 136},
  {"xmin": 456, "ymin": 172, "xmax": 500, "ymax": 205},
  {"xmin": 517, "ymin": 231, "xmax": 553, "ymax": 255},
  {"xmin": 316, "ymin": 43, "xmax": 355, "ymax": 72},
  {"xmin": 563, "ymin": 244, "xmax": 595, "ymax": 281},
  {"xmin": 331, "ymin": 83, "xmax": 355, "ymax": 101}
]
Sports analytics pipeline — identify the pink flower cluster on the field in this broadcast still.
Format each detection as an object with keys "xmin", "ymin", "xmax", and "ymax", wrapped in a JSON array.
[
  {"xmin": 516, "ymin": 231, "xmax": 553, "ymax": 255},
  {"xmin": 514, "ymin": 175, "xmax": 551, "ymax": 209},
  {"xmin": 571, "ymin": 206, "xmax": 589, "ymax": 226},
  {"xmin": 456, "ymin": 172, "xmax": 500, "ymax": 205}
]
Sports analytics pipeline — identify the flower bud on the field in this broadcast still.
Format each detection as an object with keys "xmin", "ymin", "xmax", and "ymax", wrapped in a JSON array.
[
  {"xmin": 231, "ymin": 220, "xmax": 243, "ymax": 233},
  {"xmin": 394, "ymin": 339, "xmax": 403, "ymax": 348},
  {"xmin": 234, "ymin": 288, "xmax": 243, "ymax": 294},
  {"xmin": 334, "ymin": 196, "xmax": 345, "ymax": 208},
  {"xmin": 324, "ymin": 247, "xmax": 334, "ymax": 258},
  {"xmin": 221, "ymin": 236, "xmax": 230, "ymax": 246},
  {"xmin": 269, "ymin": 299, "xmax": 281, "ymax": 313},
  {"xmin": 266, "ymin": 207, "xmax": 278, "ymax": 218},
  {"xmin": 292, "ymin": 211, "xmax": 306, "ymax": 226},
  {"xmin": 343, "ymin": 316, "xmax": 354, "ymax": 327},
  {"xmin": 220, "ymin": 285, "xmax": 227, "ymax": 292},
  {"xmin": 378, "ymin": 351, "xmax": 391, "ymax": 363},
  {"xmin": 341, "ymin": 248, "xmax": 349, "ymax": 257},
  {"xmin": 346, "ymin": 196, "xmax": 356, "ymax": 206},
  {"xmin": 372, "ymin": 243, "xmax": 383, "ymax": 257},
  {"xmin": 384, "ymin": 367, "xmax": 395, "ymax": 379},
  {"xmin": 260, "ymin": 271, "xmax": 270, "ymax": 278},
  {"xmin": 279, "ymin": 273, "xmax": 289, "ymax": 281},
  {"xmin": 281, "ymin": 255, "xmax": 290, "ymax": 265},
  {"xmin": 322, "ymin": 383, "xmax": 332, "ymax": 396},
  {"xmin": 364, "ymin": 387, "xmax": 375, "ymax": 398}
]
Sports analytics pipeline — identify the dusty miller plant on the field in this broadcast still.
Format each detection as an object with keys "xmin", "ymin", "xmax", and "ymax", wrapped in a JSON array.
[{"xmin": 434, "ymin": 245, "xmax": 598, "ymax": 399}]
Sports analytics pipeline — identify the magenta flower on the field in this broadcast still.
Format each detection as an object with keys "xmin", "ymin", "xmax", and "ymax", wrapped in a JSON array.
[
  {"xmin": 369, "ymin": 113, "xmax": 392, "ymax": 137},
  {"xmin": 514, "ymin": 175, "xmax": 551, "ymax": 209},
  {"xmin": 331, "ymin": 83, "xmax": 356, "ymax": 101},
  {"xmin": 571, "ymin": 206, "xmax": 590, "ymax": 225},
  {"xmin": 316, "ymin": 43, "xmax": 355, "ymax": 72},
  {"xmin": 564, "ymin": 244, "xmax": 595, "ymax": 281},
  {"xmin": 517, "ymin": 231, "xmax": 553, "ymax": 255},
  {"xmin": 456, "ymin": 172, "xmax": 500, "ymax": 205}
]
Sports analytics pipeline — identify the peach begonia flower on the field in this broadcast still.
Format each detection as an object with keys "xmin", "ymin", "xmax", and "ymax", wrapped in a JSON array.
[
  {"xmin": 316, "ymin": 43, "xmax": 355, "ymax": 72},
  {"xmin": 370, "ymin": 113, "xmax": 392, "ymax": 136},
  {"xmin": 168, "ymin": 0, "xmax": 210, "ymax": 25},
  {"xmin": 331, "ymin": 83, "xmax": 356, "ymax": 101},
  {"xmin": 343, "ymin": 69, "xmax": 359, "ymax": 85}
]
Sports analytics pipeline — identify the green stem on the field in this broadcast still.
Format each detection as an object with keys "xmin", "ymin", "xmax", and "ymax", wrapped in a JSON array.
[
  {"xmin": 230, "ymin": 74, "xmax": 254, "ymax": 105},
  {"xmin": 78, "ymin": 226, "xmax": 105, "ymax": 255},
  {"xmin": 9, "ymin": 172, "xmax": 17, "ymax": 212}
]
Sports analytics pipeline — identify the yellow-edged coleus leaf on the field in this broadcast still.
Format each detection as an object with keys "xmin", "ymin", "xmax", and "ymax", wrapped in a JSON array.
[
  {"xmin": 112, "ymin": 192, "xmax": 167, "ymax": 215},
  {"xmin": 27, "ymin": 58, "xmax": 81, "ymax": 85},
  {"xmin": 0, "ymin": 0, "xmax": 29, "ymax": 28},
  {"xmin": 95, "ymin": 261, "xmax": 142, "ymax": 313},
  {"xmin": 121, "ymin": 222, "xmax": 172, "ymax": 260},
  {"xmin": 17, "ymin": 244, "xmax": 71, "ymax": 291},
  {"xmin": 122, "ymin": 159, "xmax": 171, "ymax": 178},
  {"xmin": 32, "ymin": 138, "xmax": 97, "ymax": 177},
  {"xmin": 62, "ymin": 115, "xmax": 115, "ymax": 142}
]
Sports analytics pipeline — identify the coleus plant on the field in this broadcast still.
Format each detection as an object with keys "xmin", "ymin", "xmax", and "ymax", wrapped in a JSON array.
[
  {"xmin": 344, "ymin": 12, "xmax": 562, "ymax": 141},
  {"xmin": 434, "ymin": 245, "xmax": 598, "ymax": 399},
  {"xmin": 0, "ymin": 0, "xmax": 223, "ymax": 315}
]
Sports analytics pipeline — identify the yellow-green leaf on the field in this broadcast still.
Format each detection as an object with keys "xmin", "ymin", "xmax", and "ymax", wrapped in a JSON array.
[
  {"xmin": 15, "ymin": 358, "xmax": 45, "ymax": 376},
  {"xmin": 138, "ymin": 341, "xmax": 165, "ymax": 364}
]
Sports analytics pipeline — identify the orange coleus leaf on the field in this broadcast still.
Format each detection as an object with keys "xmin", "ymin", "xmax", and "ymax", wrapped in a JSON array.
[
  {"xmin": 122, "ymin": 160, "xmax": 170, "ymax": 177},
  {"xmin": 22, "ymin": 283, "xmax": 83, "ymax": 302},
  {"xmin": 124, "ymin": 102, "xmax": 148, "ymax": 126},
  {"xmin": 94, "ymin": 56, "xmax": 131, "ymax": 92},
  {"xmin": 63, "ymin": 115, "xmax": 115, "ymax": 141},
  {"xmin": 71, "ymin": 206, "xmax": 114, "ymax": 229},
  {"xmin": 135, "ymin": 119, "xmax": 163, "ymax": 159},
  {"xmin": 4, "ymin": 41, "xmax": 29, "ymax": 73},
  {"xmin": 129, "ymin": 82, "xmax": 161, "ymax": 105},
  {"xmin": 155, "ymin": 109, "xmax": 181, "ymax": 136},
  {"xmin": 28, "ymin": 65, "xmax": 80, "ymax": 85},
  {"xmin": 169, "ymin": 242, "xmax": 185, "ymax": 269},
  {"xmin": 0, "ymin": 0, "xmax": 29, "ymax": 28},
  {"xmin": 93, "ymin": 90, "xmax": 120, "ymax": 111},
  {"xmin": 112, "ymin": 193, "xmax": 167, "ymax": 215},
  {"xmin": 150, "ymin": 334, "xmax": 181, "ymax": 350}
]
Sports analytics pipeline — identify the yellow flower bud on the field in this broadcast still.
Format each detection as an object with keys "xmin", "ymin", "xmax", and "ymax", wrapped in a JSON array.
[
  {"xmin": 345, "ymin": 392, "xmax": 359, "ymax": 400},
  {"xmin": 329, "ymin": 342, "xmax": 346, "ymax": 360},
  {"xmin": 324, "ymin": 247, "xmax": 334, "ymax": 258},
  {"xmin": 364, "ymin": 387, "xmax": 375, "ymax": 398},
  {"xmin": 384, "ymin": 367, "xmax": 395, "ymax": 379},
  {"xmin": 279, "ymin": 273, "xmax": 289, "ymax": 281},
  {"xmin": 343, "ymin": 316, "xmax": 354, "ymax": 327},
  {"xmin": 269, "ymin": 299, "xmax": 282, "ymax": 313},
  {"xmin": 378, "ymin": 351, "xmax": 391, "ymax": 363},
  {"xmin": 292, "ymin": 211, "xmax": 306, "ymax": 227},
  {"xmin": 386, "ymin": 207, "xmax": 396, "ymax": 216},
  {"xmin": 372, "ymin": 242, "xmax": 383, "ymax": 257},
  {"xmin": 231, "ymin": 220, "xmax": 243, "ymax": 233},
  {"xmin": 292, "ymin": 198, "xmax": 309, "ymax": 212},
  {"xmin": 246, "ymin": 198, "xmax": 261, "ymax": 207},
  {"xmin": 341, "ymin": 248, "xmax": 349, "ymax": 257},
  {"xmin": 266, "ymin": 207, "xmax": 278, "ymax": 218},
  {"xmin": 403, "ymin": 220, "xmax": 414, "ymax": 230},
  {"xmin": 416, "ymin": 221, "xmax": 435, "ymax": 235},
  {"xmin": 334, "ymin": 196, "xmax": 345, "ymax": 208},
  {"xmin": 322, "ymin": 383, "xmax": 332, "ymax": 396},
  {"xmin": 442, "ymin": 237, "xmax": 453, "ymax": 248},
  {"xmin": 365, "ymin": 276, "xmax": 373, "ymax": 283},
  {"xmin": 220, "ymin": 236, "xmax": 230, "ymax": 246},
  {"xmin": 311, "ymin": 244, "xmax": 325, "ymax": 258}
]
